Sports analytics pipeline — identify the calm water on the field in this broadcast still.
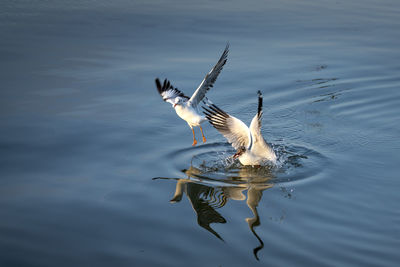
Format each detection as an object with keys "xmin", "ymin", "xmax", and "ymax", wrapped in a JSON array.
[{"xmin": 1, "ymin": 0, "xmax": 400, "ymax": 266}]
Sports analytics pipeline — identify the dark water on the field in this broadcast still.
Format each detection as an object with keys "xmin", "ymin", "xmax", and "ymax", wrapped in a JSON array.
[{"xmin": 1, "ymin": 0, "xmax": 400, "ymax": 266}]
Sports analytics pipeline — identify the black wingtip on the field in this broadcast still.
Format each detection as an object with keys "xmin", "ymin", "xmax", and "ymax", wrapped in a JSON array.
[
  {"xmin": 257, "ymin": 90, "xmax": 263, "ymax": 115},
  {"xmin": 217, "ymin": 43, "xmax": 229, "ymax": 65},
  {"xmin": 223, "ymin": 43, "xmax": 230, "ymax": 58},
  {"xmin": 203, "ymin": 104, "xmax": 229, "ymax": 130},
  {"xmin": 155, "ymin": 78, "xmax": 174, "ymax": 93},
  {"xmin": 155, "ymin": 78, "xmax": 162, "ymax": 93}
]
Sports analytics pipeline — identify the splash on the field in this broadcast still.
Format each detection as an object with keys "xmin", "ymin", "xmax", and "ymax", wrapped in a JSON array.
[{"xmin": 166, "ymin": 142, "xmax": 328, "ymax": 186}]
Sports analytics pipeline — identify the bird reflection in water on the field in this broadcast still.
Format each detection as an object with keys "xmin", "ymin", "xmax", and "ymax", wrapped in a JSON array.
[{"xmin": 155, "ymin": 165, "xmax": 277, "ymax": 260}]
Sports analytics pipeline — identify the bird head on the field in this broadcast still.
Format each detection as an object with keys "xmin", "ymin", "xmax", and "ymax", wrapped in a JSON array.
[
  {"xmin": 173, "ymin": 98, "xmax": 183, "ymax": 108},
  {"xmin": 233, "ymin": 146, "xmax": 246, "ymax": 159}
]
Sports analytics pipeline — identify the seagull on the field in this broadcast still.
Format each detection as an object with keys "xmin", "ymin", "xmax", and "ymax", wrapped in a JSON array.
[
  {"xmin": 203, "ymin": 91, "xmax": 277, "ymax": 166},
  {"xmin": 155, "ymin": 44, "xmax": 229, "ymax": 146}
]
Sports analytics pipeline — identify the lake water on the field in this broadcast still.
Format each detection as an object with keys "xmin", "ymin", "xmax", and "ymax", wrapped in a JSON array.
[{"xmin": 1, "ymin": 0, "xmax": 400, "ymax": 266}]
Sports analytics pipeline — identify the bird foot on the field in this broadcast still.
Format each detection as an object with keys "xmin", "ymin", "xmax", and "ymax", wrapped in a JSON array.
[
  {"xmin": 192, "ymin": 139, "xmax": 198, "ymax": 146},
  {"xmin": 202, "ymin": 137, "xmax": 207, "ymax": 143}
]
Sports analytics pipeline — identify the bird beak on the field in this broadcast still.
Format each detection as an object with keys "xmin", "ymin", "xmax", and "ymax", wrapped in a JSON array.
[
  {"xmin": 173, "ymin": 104, "xmax": 177, "ymax": 108},
  {"xmin": 233, "ymin": 152, "xmax": 240, "ymax": 159}
]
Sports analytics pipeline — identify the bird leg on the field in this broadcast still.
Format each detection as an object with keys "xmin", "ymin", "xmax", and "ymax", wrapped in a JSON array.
[
  {"xmin": 191, "ymin": 127, "xmax": 197, "ymax": 146},
  {"xmin": 199, "ymin": 126, "xmax": 207, "ymax": 143}
]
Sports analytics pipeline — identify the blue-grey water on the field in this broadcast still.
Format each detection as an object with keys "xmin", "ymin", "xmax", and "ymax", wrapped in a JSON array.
[{"xmin": 1, "ymin": 0, "xmax": 400, "ymax": 266}]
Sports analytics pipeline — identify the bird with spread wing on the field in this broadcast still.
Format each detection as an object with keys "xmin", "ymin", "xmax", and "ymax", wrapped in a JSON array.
[
  {"xmin": 203, "ymin": 91, "xmax": 277, "ymax": 166},
  {"xmin": 155, "ymin": 44, "xmax": 229, "ymax": 146}
]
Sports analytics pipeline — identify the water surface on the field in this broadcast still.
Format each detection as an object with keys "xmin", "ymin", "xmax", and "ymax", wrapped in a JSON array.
[{"xmin": 1, "ymin": 0, "xmax": 400, "ymax": 266}]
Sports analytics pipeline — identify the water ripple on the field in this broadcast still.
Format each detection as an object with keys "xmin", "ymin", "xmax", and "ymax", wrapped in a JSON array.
[{"xmin": 163, "ymin": 142, "xmax": 328, "ymax": 187}]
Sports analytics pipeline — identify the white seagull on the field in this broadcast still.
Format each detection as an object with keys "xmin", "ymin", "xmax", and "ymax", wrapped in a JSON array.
[
  {"xmin": 203, "ymin": 91, "xmax": 277, "ymax": 166},
  {"xmin": 155, "ymin": 44, "xmax": 229, "ymax": 146}
]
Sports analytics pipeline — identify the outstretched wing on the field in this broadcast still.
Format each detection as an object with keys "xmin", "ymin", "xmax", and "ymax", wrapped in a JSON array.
[
  {"xmin": 155, "ymin": 78, "xmax": 189, "ymax": 105},
  {"xmin": 203, "ymin": 103, "xmax": 251, "ymax": 150},
  {"xmin": 188, "ymin": 44, "xmax": 229, "ymax": 107},
  {"xmin": 249, "ymin": 90, "xmax": 263, "ymax": 143},
  {"xmin": 249, "ymin": 91, "xmax": 275, "ymax": 158}
]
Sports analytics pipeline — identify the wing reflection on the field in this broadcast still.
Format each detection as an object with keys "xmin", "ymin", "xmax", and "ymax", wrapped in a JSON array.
[
  {"xmin": 171, "ymin": 178, "xmax": 227, "ymax": 240},
  {"xmin": 155, "ymin": 165, "xmax": 276, "ymax": 260}
]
